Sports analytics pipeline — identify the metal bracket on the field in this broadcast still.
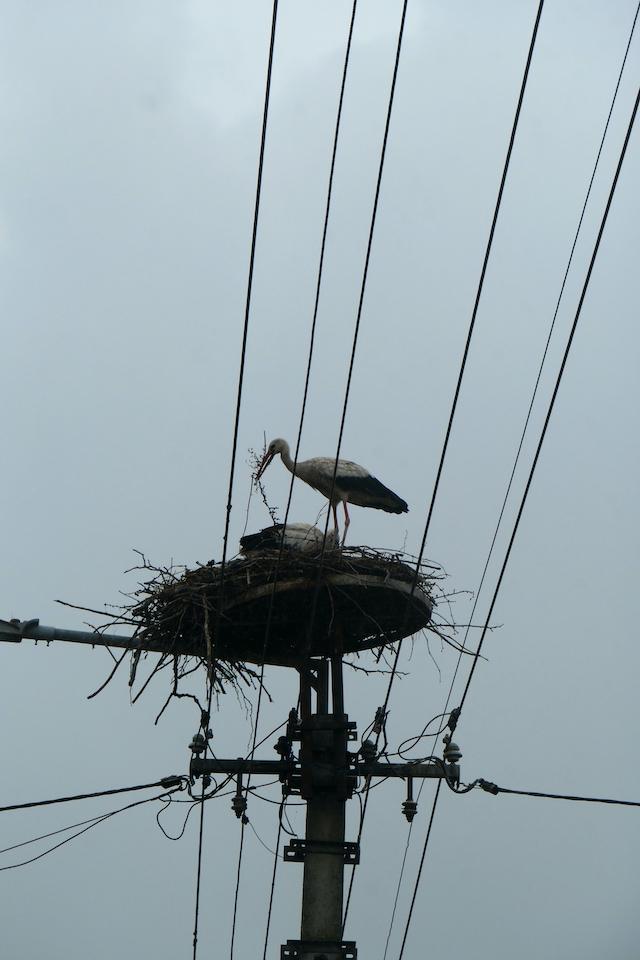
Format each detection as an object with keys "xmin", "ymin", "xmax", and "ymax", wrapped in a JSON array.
[
  {"xmin": 283, "ymin": 839, "xmax": 360, "ymax": 864},
  {"xmin": 293, "ymin": 715, "xmax": 358, "ymax": 741},
  {"xmin": 280, "ymin": 940, "xmax": 357, "ymax": 959}
]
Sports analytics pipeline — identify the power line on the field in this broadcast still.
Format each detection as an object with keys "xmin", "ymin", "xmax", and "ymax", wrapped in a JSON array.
[
  {"xmin": 378, "ymin": 0, "xmax": 546, "ymax": 746},
  {"xmin": 261, "ymin": 809, "xmax": 285, "ymax": 960},
  {"xmin": 413, "ymin": 0, "xmax": 546, "ymax": 567},
  {"xmin": 382, "ymin": 819, "xmax": 416, "ymax": 960},
  {"xmin": 0, "ymin": 787, "xmax": 183, "ymax": 872},
  {"xmin": 343, "ymin": 0, "xmax": 546, "ymax": 931},
  {"xmin": 324, "ymin": 0, "xmax": 410, "ymax": 513},
  {"xmin": 390, "ymin": 69, "xmax": 640, "ymax": 960},
  {"xmin": 457, "ymin": 76, "xmax": 640, "ymax": 714},
  {"xmin": 306, "ymin": 0, "xmax": 411, "ymax": 734},
  {"xmin": 235, "ymin": 0, "xmax": 360, "ymax": 932},
  {"xmin": 247, "ymin": 0, "xmax": 405, "ymax": 937},
  {"xmin": 396, "ymin": 782, "xmax": 442, "ymax": 960},
  {"xmin": 191, "ymin": 781, "xmax": 207, "ymax": 960},
  {"xmin": 209, "ymin": 0, "xmax": 280, "ymax": 684},
  {"xmin": 0, "ymin": 776, "xmax": 185, "ymax": 813},
  {"xmin": 229, "ymin": 819, "xmax": 247, "ymax": 960},
  {"xmin": 388, "ymin": 66, "xmax": 640, "ymax": 960},
  {"xmin": 190, "ymin": 717, "xmax": 287, "ymax": 958},
  {"xmin": 191, "ymin": 4, "xmax": 280, "ymax": 957},
  {"xmin": 476, "ymin": 781, "xmax": 640, "ymax": 806},
  {"xmin": 408, "ymin": 0, "xmax": 640, "ymax": 757},
  {"xmin": 156, "ymin": 796, "xmax": 200, "ymax": 841},
  {"xmin": 245, "ymin": 0, "xmax": 359, "ymax": 778}
]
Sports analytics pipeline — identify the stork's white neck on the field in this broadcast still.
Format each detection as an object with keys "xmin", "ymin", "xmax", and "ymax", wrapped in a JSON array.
[{"xmin": 277, "ymin": 440, "xmax": 295, "ymax": 474}]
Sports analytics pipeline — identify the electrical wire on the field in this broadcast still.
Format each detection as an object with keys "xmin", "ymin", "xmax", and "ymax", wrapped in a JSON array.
[
  {"xmin": 208, "ymin": 0, "xmax": 280, "ymax": 683},
  {"xmin": 381, "ymin": 0, "xmax": 546, "ymax": 712},
  {"xmin": 413, "ymin": 0, "xmax": 546, "ymax": 571},
  {"xmin": 229, "ymin": 818, "xmax": 247, "ymax": 960},
  {"xmin": 0, "ymin": 787, "xmax": 183, "ymax": 872},
  {"xmin": 424, "ymin": 0, "xmax": 640, "ymax": 744},
  {"xmin": 388, "ymin": 41, "xmax": 640, "ymax": 960},
  {"xmin": 246, "ymin": 816, "xmax": 281, "ymax": 858},
  {"xmin": 243, "ymin": 0, "xmax": 359, "ymax": 789},
  {"xmin": 261, "ymin": 811, "xmax": 284, "ymax": 960},
  {"xmin": 191, "ymin": 779, "xmax": 207, "ymax": 960},
  {"xmin": 0, "ymin": 776, "xmax": 186, "ymax": 813},
  {"xmin": 382, "ymin": 818, "xmax": 416, "ymax": 960},
  {"xmin": 156, "ymin": 797, "xmax": 200, "ymax": 841},
  {"xmin": 475, "ymin": 781, "xmax": 640, "ymax": 806},
  {"xmin": 227, "ymin": 8, "xmax": 361, "ymax": 949},
  {"xmin": 343, "ymin": 0, "xmax": 546, "ymax": 931},
  {"xmin": 192, "ymin": 5, "xmax": 280, "ymax": 957},
  {"xmin": 303, "ymin": 0, "xmax": 411, "ymax": 652},
  {"xmin": 457, "ymin": 76, "xmax": 640, "ymax": 714},
  {"xmin": 293, "ymin": 25, "xmax": 416, "ymax": 921},
  {"xmin": 395, "ymin": 782, "xmax": 442, "ymax": 960},
  {"xmin": 0, "ymin": 814, "xmax": 105, "ymax": 856}
]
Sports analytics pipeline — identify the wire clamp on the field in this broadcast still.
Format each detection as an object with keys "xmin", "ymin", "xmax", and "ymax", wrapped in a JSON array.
[
  {"xmin": 160, "ymin": 775, "xmax": 184, "ymax": 790},
  {"xmin": 479, "ymin": 779, "xmax": 500, "ymax": 795},
  {"xmin": 372, "ymin": 706, "xmax": 387, "ymax": 735}
]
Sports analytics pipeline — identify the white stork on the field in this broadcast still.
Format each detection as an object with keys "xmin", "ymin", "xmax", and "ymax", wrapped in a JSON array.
[
  {"xmin": 255, "ymin": 438, "xmax": 408, "ymax": 544},
  {"xmin": 240, "ymin": 522, "xmax": 338, "ymax": 555}
]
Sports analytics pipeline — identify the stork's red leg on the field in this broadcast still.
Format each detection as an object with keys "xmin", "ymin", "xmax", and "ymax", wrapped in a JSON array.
[
  {"xmin": 332, "ymin": 504, "xmax": 340, "ymax": 537},
  {"xmin": 342, "ymin": 502, "xmax": 350, "ymax": 546}
]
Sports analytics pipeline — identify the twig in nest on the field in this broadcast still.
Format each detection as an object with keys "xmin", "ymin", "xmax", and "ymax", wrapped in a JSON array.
[
  {"xmin": 344, "ymin": 660, "xmax": 407, "ymax": 677},
  {"xmin": 86, "ymin": 649, "xmax": 129, "ymax": 699},
  {"xmin": 248, "ymin": 444, "xmax": 280, "ymax": 525}
]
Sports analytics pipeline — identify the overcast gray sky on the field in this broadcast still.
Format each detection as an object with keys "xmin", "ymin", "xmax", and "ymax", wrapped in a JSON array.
[{"xmin": 1, "ymin": 1, "xmax": 639, "ymax": 958}]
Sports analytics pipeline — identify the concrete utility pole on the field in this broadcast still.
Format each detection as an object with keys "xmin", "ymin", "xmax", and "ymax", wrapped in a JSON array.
[
  {"xmin": 192, "ymin": 653, "xmax": 459, "ymax": 960},
  {"xmin": 293, "ymin": 655, "xmax": 352, "ymax": 959}
]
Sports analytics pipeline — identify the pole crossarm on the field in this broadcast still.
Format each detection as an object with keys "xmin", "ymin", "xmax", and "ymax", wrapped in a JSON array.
[
  {"xmin": 0, "ymin": 618, "xmax": 137, "ymax": 649},
  {"xmin": 190, "ymin": 757, "xmax": 458, "ymax": 781}
]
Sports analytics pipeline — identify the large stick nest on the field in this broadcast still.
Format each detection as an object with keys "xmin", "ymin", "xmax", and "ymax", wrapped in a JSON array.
[{"xmin": 129, "ymin": 546, "xmax": 438, "ymax": 670}]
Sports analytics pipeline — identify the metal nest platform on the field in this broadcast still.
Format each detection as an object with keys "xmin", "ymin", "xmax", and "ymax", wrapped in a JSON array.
[{"xmin": 131, "ymin": 547, "xmax": 435, "ymax": 668}]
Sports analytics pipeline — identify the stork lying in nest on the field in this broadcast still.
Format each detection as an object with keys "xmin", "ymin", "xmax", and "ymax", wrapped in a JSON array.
[{"xmin": 240, "ymin": 522, "xmax": 338, "ymax": 555}]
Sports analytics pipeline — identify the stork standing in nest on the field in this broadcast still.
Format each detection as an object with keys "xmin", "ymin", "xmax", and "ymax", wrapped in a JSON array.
[{"xmin": 255, "ymin": 438, "xmax": 408, "ymax": 544}]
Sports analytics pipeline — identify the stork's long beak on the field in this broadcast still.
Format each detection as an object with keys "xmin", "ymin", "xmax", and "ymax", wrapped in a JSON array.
[{"xmin": 255, "ymin": 449, "xmax": 275, "ymax": 482}]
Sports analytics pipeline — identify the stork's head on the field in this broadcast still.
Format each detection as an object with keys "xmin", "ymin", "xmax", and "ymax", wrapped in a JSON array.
[{"xmin": 255, "ymin": 438, "xmax": 288, "ymax": 481}]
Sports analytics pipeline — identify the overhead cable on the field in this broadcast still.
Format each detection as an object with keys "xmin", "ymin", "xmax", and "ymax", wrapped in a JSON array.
[
  {"xmin": 0, "ymin": 776, "xmax": 185, "ymax": 813},
  {"xmin": 396, "ymin": 782, "xmax": 442, "ymax": 960},
  {"xmin": 458, "ymin": 77, "xmax": 640, "ymax": 714},
  {"xmin": 392, "ymin": 66, "xmax": 640, "ymax": 960},
  {"xmin": 323, "ymin": 0, "xmax": 410, "ymax": 520},
  {"xmin": 193, "ymin": 4, "xmax": 280, "ymax": 957},
  {"xmin": 0, "ymin": 787, "xmax": 183, "ymax": 872},
  {"xmin": 414, "ymin": 0, "xmax": 546, "ymax": 565},
  {"xmin": 476, "ymin": 781, "xmax": 640, "ymax": 806},
  {"xmin": 245, "ymin": 0, "xmax": 359, "ymax": 785},
  {"xmin": 344, "ymin": 0, "xmax": 546, "ymax": 932},
  {"xmin": 261, "ymin": 812, "xmax": 285, "ymax": 960},
  {"xmin": 376, "ymin": 0, "xmax": 546, "ymax": 747},
  {"xmin": 229, "ymin": 819, "xmax": 247, "ymax": 960},
  {"xmin": 191, "ymin": 781, "xmax": 207, "ymax": 960},
  {"xmin": 435, "ymin": 0, "xmax": 640, "ymax": 735},
  {"xmin": 209, "ymin": 0, "xmax": 280, "ymax": 680}
]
